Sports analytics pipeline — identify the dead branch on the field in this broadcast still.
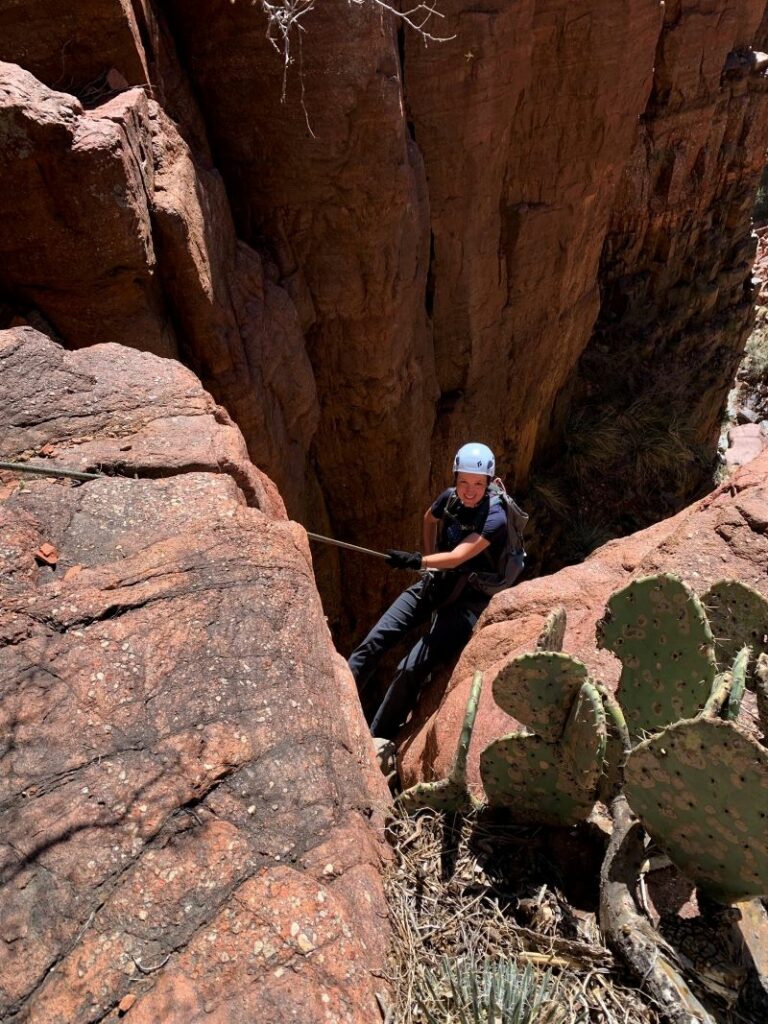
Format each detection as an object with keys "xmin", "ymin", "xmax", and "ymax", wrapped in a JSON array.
[{"xmin": 599, "ymin": 796, "xmax": 716, "ymax": 1024}]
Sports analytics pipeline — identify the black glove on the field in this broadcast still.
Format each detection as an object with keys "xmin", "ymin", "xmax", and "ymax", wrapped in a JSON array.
[{"xmin": 386, "ymin": 549, "xmax": 423, "ymax": 570}]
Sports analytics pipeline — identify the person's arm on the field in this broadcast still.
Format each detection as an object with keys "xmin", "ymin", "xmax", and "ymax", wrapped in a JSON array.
[
  {"xmin": 422, "ymin": 532, "xmax": 489, "ymax": 571},
  {"xmin": 423, "ymin": 507, "xmax": 439, "ymax": 556}
]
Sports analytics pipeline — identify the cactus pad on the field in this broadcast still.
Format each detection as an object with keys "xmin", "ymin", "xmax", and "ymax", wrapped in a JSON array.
[
  {"xmin": 480, "ymin": 733, "xmax": 597, "ymax": 826},
  {"xmin": 480, "ymin": 679, "xmax": 606, "ymax": 826},
  {"xmin": 596, "ymin": 574, "xmax": 716, "ymax": 740},
  {"xmin": 399, "ymin": 672, "xmax": 483, "ymax": 813},
  {"xmin": 491, "ymin": 652, "xmax": 588, "ymax": 743},
  {"xmin": 702, "ymin": 580, "xmax": 768, "ymax": 682},
  {"xmin": 536, "ymin": 606, "xmax": 567, "ymax": 652},
  {"xmin": 625, "ymin": 717, "xmax": 768, "ymax": 903},
  {"xmin": 562, "ymin": 681, "xmax": 606, "ymax": 792}
]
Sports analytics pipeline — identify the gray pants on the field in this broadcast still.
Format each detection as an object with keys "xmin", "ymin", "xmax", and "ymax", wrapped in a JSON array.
[{"xmin": 348, "ymin": 574, "xmax": 489, "ymax": 739}]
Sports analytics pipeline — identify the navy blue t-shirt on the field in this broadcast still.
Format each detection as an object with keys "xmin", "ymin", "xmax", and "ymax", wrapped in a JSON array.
[{"xmin": 431, "ymin": 488, "xmax": 507, "ymax": 574}]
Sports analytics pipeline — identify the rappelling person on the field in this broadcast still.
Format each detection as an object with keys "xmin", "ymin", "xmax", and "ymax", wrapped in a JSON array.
[{"xmin": 348, "ymin": 442, "xmax": 527, "ymax": 741}]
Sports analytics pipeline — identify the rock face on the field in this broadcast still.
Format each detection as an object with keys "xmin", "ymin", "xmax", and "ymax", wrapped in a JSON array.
[
  {"xmin": 399, "ymin": 450, "xmax": 768, "ymax": 791},
  {"xmin": 533, "ymin": 0, "xmax": 768, "ymax": 557},
  {"xmin": 2, "ymin": 3, "xmax": 768, "ymax": 642},
  {"xmin": 0, "ymin": 60, "xmax": 318, "ymax": 522},
  {"xmin": 0, "ymin": 327, "xmax": 391, "ymax": 1023}
]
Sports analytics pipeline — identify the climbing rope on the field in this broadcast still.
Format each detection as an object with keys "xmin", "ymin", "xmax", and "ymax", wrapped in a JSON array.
[
  {"xmin": 0, "ymin": 460, "xmax": 101, "ymax": 482},
  {"xmin": 0, "ymin": 460, "xmax": 389, "ymax": 559}
]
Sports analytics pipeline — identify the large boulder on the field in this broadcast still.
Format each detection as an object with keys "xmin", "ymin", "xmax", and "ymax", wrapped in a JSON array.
[
  {"xmin": 0, "ymin": 327, "xmax": 391, "ymax": 1023},
  {"xmin": 400, "ymin": 450, "xmax": 768, "ymax": 790}
]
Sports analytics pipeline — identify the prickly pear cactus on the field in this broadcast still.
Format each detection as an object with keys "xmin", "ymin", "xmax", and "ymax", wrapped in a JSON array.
[
  {"xmin": 701, "ymin": 580, "xmax": 768, "ymax": 683},
  {"xmin": 399, "ymin": 671, "xmax": 483, "ymax": 813},
  {"xmin": 624, "ymin": 717, "xmax": 768, "ymax": 903},
  {"xmin": 596, "ymin": 574, "xmax": 716, "ymax": 741},
  {"xmin": 562, "ymin": 681, "xmax": 606, "ymax": 797},
  {"xmin": 536, "ymin": 606, "xmax": 567, "ymax": 652},
  {"xmin": 480, "ymin": 653, "xmax": 606, "ymax": 826},
  {"xmin": 491, "ymin": 651, "xmax": 588, "ymax": 743}
]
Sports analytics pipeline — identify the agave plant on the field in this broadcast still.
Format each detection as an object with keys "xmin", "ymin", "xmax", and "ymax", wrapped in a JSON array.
[{"xmin": 417, "ymin": 953, "xmax": 564, "ymax": 1024}]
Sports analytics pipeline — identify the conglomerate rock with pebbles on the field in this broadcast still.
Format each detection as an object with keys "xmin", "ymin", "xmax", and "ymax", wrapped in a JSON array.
[{"xmin": 0, "ymin": 326, "xmax": 391, "ymax": 1024}]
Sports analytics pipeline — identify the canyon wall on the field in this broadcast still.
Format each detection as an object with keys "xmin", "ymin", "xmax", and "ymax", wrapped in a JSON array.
[
  {"xmin": 0, "ymin": 327, "xmax": 392, "ymax": 1023},
  {"xmin": 1, "ymin": 1, "xmax": 768, "ymax": 640}
]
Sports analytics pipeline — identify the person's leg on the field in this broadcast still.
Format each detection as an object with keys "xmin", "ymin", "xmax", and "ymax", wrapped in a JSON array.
[
  {"xmin": 348, "ymin": 577, "xmax": 434, "ymax": 692},
  {"xmin": 371, "ymin": 595, "xmax": 489, "ymax": 738}
]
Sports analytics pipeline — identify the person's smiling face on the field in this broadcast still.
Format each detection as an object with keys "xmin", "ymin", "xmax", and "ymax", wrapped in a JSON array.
[{"xmin": 455, "ymin": 472, "xmax": 488, "ymax": 508}]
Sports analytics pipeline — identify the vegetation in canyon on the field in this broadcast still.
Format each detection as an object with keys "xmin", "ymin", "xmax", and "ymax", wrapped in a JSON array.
[{"xmin": 388, "ymin": 573, "xmax": 768, "ymax": 1023}]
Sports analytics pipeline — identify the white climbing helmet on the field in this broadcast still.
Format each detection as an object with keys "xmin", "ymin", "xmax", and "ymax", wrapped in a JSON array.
[{"xmin": 453, "ymin": 442, "xmax": 495, "ymax": 477}]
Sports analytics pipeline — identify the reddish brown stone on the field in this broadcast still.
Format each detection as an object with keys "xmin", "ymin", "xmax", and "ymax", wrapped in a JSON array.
[
  {"xmin": 403, "ymin": 0, "xmax": 662, "ymax": 485},
  {"xmin": 0, "ymin": 0, "xmax": 149, "ymax": 97},
  {"xmin": 0, "ymin": 328, "xmax": 391, "ymax": 1023},
  {"xmin": 0, "ymin": 69, "xmax": 175, "ymax": 357}
]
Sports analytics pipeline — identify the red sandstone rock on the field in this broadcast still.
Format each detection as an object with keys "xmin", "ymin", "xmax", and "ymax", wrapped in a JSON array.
[
  {"xmin": 404, "ymin": 0, "xmax": 662, "ymax": 485},
  {"xmin": 0, "ymin": 0, "xmax": 149, "ymax": 98},
  {"xmin": 569, "ymin": 1, "xmax": 768, "ymax": 499},
  {"xmin": 0, "ymin": 68, "xmax": 175, "ymax": 357},
  {"xmin": 159, "ymin": 0, "xmax": 439, "ymax": 638},
  {"xmin": 148, "ymin": 101, "xmax": 319, "ymax": 517},
  {"xmin": 3, "ymin": 3, "xmax": 768, "ymax": 649},
  {"xmin": 0, "ymin": 61, "xmax": 318, "ymax": 521},
  {"xmin": 400, "ymin": 450, "xmax": 768, "ymax": 792},
  {"xmin": 0, "ymin": 327, "xmax": 391, "ymax": 1023}
]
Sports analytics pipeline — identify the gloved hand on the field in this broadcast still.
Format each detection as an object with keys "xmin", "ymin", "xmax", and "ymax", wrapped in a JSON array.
[{"xmin": 386, "ymin": 549, "xmax": 423, "ymax": 570}]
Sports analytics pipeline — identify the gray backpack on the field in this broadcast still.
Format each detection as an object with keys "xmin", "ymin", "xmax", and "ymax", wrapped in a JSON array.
[{"xmin": 466, "ymin": 480, "xmax": 528, "ymax": 596}]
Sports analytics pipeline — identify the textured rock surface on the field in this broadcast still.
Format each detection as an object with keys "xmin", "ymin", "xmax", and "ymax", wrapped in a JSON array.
[
  {"xmin": 2, "ymin": 3, "xmax": 768, "ymax": 643},
  {"xmin": 0, "ymin": 328, "xmax": 391, "ymax": 1023},
  {"xmin": 726, "ymin": 422, "xmax": 768, "ymax": 465},
  {"xmin": 399, "ymin": 450, "xmax": 768, "ymax": 791},
  {"xmin": 159, "ymin": 0, "xmax": 438, "ymax": 638},
  {"xmin": 535, "ymin": 0, "xmax": 768, "ymax": 556},
  {"xmin": 0, "ymin": 61, "xmax": 317, "ymax": 521},
  {"xmin": 403, "ymin": 0, "xmax": 662, "ymax": 486}
]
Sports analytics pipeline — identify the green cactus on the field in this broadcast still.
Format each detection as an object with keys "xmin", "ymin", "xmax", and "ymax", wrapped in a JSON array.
[
  {"xmin": 491, "ymin": 651, "xmax": 588, "ymax": 743},
  {"xmin": 701, "ymin": 580, "xmax": 768, "ymax": 684},
  {"xmin": 480, "ymin": 653, "xmax": 606, "ymax": 826},
  {"xmin": 596, "ymin": 574, "xmax": 716, "ymax": 741},
  {"xmin": 595, "ymin": 684, "xmax": 631, "ymax": 803},
  {"xmin": 726, "ymin": 646, "xmax": 749, "ymax": 722},
  {"xmin": 399, "ymin": 671, "xmax": 483, "ymax": 813},
  {"xmin": 535, "ymin": 606, "xmax": 566, "ymax": 652},
  {"xmin": 624, "ymin": 717, "xmax": 768, "ymax": 903}
]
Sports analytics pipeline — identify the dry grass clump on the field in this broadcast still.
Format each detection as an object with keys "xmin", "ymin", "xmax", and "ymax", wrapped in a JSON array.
[{"xmin": 382, "ymin": 808, "xmax": 660, "ymax": 1024}]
